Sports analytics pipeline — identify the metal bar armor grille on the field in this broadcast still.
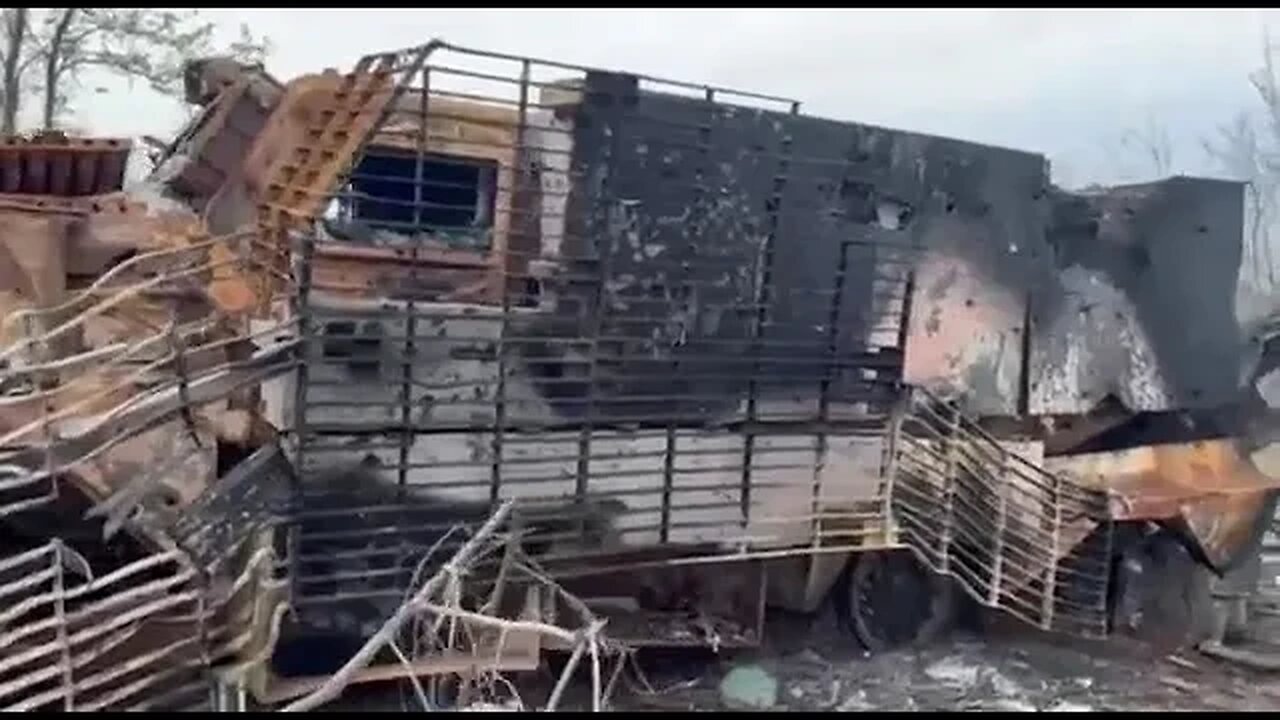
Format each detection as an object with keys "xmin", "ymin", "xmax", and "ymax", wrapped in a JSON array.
[{"xmin": 277, "ymin": 41, "xmax": 1114, "ymax": 641}]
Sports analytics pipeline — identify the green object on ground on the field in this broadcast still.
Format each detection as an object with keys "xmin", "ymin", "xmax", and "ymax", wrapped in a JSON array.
[{"xmin": 718, "ymin": 664, "xmax": 778, "ymax": 710}]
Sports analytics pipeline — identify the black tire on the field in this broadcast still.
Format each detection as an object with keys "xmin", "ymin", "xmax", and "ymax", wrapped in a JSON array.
[
  {"xmin": 1110, "ymin": 528, "xmax": 1216, "ymax": 648},
  {"xmin": 835, "ymin": 550, "xmax": 958, "ymax": 653}
]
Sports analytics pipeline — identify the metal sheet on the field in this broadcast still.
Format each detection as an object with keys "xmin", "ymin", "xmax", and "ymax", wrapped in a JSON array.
[
  {"xmin": 158, "ymin": 71, "xmax": 280, "ymax": 209},
  {"xmin": 169, "ymin": 442, "xmax": 295, "ymax": 570},
  {"xmin": 898, "ymin": 138, "xmax": 1050, "ymax": 417},
  {"xmin": 1045, "ymin": 438, "xmax": 1280, "ymax": 570},
  {"xmin": 0, "ymin": 135, "xmax": 130, "ymax": 197},
  {"xmin": 1030, "ymin": 178, "xmax": 1248, "ymax": 414}
]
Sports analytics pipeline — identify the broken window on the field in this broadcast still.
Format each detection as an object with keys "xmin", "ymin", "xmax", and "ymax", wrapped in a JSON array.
[{"xmin": 335, "ymin": 147, "xmax": 499, "ymax": 250}]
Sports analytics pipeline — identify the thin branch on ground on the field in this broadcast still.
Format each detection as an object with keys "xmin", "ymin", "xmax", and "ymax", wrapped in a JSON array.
[
  {"xmin": 281, "ymin": 501, "xmax": 515, "ymax": 712},
  {"xmin": 387, "ymin": 639, "xmax": 433, "ymax": 711},
  {"xmin": 281, "ymin": 502, "xmax": 630, "ymax": 713}
]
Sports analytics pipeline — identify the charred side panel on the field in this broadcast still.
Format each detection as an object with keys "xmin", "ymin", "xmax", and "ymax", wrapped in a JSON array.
[
  {"xmin": 897, "ymin": 139, "xmax": 1050, "ymax": 417},
  {"xmin": 556, "ymin": 73, "xmax": 916, "ymax": 423},
  {"xmin": 1031, "ymin": 178, "xmax": 1246, "ymax": 415},
  {"xmin": 768, "ymin": 118, "xmax": 914, "ymax": 415},
  {"xmin": 557, "ymin": 72, "xmax": 771, "ymax": 422}
]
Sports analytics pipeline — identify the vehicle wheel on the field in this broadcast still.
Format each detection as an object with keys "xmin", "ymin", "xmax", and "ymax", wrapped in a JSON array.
[
  {"xmin": 836, "ymin": 550, "xmax": 957, "ymax": 653},
  {"xmin": 1111, "ymin": 529, "xmax": 1216, "ymax": 649}
]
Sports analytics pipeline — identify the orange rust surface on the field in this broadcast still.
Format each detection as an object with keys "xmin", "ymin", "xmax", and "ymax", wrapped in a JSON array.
[
  {"xmin": 186, "ymin": 60, "xmax": 523, "ymax": 310},
  {"xmin": 0, "ymin": 207, "xmax": 70, "ymax": 307},
  {"xmin": 1046, "ymin": 439, "xmax": 1278, "ymax": 515},
  {"xmin": 1046, "ymin": 439, "xmax": 1280, "ymax": 568},
  {"xmin": 0, "ymin": 192, "xmax": 206, "ymax": 277},
  {"xmin": 0, "ymin": 134, "xmax": 131, "ymax": 196},
  {"xmin": 248, "ymin": 63, "xmax": 399, "ymax": 229},
  {"xmin": 195, "ymin": 62, "xmax": 403, "ymax": 313},
  {"xmin": 310, "ymin": 241, "xmax": 497, "ymax": 303},
  {"xmin": 240, "ymin": 72, "xmax": 343, "ymax": 206}
]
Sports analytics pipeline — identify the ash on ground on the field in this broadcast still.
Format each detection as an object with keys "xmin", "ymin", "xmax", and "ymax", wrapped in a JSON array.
[
  {"xmin": 327, "ymin": 607, "xmax": 1280, "ymax": 711},
  {"xmin": 596, "ymin": 608, "xmax": 1280, "ymax": 712}
]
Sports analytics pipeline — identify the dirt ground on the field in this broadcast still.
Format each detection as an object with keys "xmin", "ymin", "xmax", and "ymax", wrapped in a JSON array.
[
  {"xmin": 317, "ymin": 605, "xmax": 1280, "ymax": 712},
  {"xmin": 588, "ymin": 608, "xmax": 1280, "ymax": 712}
]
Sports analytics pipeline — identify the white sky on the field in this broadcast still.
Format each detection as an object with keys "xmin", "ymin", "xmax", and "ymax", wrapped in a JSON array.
[{"xmin": 67, "ymin": 8, "xmax": 1280, "ymax": 188}]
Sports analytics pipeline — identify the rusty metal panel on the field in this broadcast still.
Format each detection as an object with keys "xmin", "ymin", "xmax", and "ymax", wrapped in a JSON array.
[
  {"xmin": 1045, "ymin": 439, "xmax": 1280, "ymax": 571},
  {"xmin": 1029, "ymin": 178, "xmax": 1248, "ymax": 414},
  {"xmin": 161, "ymin": 79, "xmax": 278, "ymax": 208},
  {"xmin": 0, "ymin": 135, "xmax": 130, "ymax": 197},
  {"xmin": 250, "ymin": 48, "xmax": 429, "ymax": 234},
  {"xmin": 0, "ymin": 218, "xmax": 298, "ymax": 537}
]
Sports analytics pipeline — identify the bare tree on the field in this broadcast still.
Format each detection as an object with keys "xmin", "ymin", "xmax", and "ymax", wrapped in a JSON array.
[
  {"xmin": 1119, "ymin": 112, "xmax": 1176, "ymax": 179},
  {"xmin": 1205, "ymin": 28, "xmax": 1280, "ymax": 328},
  {"xmin": 1, "ymin": 9, "xmax": 270, "ymax": 132},
  {"xmin": 0, "ymin": 9, "xmax": 33, "ymax": 134},
  {"xmin": 1204, "ymin": 30, "xmax": 1280, "ymax": 185},
  {"xmin": 1100, "ymin": 109, "xmax": 1178, "ymax": 185}
]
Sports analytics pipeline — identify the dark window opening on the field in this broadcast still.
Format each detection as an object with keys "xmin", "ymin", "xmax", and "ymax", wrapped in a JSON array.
[
  {"xmin": 338, "ymin": 148, "xmax": 498, "ymax": 250},
  {"xmin": 321, "ymin": 320, "xmax": 384, "ymax": 376}
]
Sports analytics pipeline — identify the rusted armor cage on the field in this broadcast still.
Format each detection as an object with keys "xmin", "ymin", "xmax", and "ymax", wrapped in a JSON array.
[
  {"xmin": 0, "ymin": 541, "xmax": 212, "ymax": 711},
  {"xmin": 267, "ymin": 42, "xmax": 1114, "ymax": 651},
  {"xmin": 0, "ymin": 536, "xmax": 283, "ymax": 712}
]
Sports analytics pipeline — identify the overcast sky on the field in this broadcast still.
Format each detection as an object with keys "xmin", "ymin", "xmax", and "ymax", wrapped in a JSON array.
[{"xmin": 69, "ymin": 8, "xmax": 1280, "ymax": 188}]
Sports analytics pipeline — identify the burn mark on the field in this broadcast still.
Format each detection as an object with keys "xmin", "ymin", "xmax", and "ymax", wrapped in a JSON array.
[
  {"xmin": 1032, "ymin": 178, "xmax": 1246, "ymax": 414},
  {"xmin": 534, "ymin": 68, "xmax": 1247, "ymax": 421}
]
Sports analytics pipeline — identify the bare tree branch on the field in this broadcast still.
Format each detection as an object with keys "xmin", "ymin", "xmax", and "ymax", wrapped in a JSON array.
[
  {"xmin": 40, "ymin": 8, "xmax": 74, "ymax": 130},
  {"xmin": 1, "ymin": 9, "xmax": 30, "ymax": 134},
  {"xmin": 1117, "ymin": 111, "xmax": 1175, "ymax": 179},
  {"xmin": 1206, "ymin": 26, "xmax": 1280, "ymax": 316},
  {"xmin": 2, "ymin": 8, "xmax": 270, "ymax": 132},
  {"xmin": 282, "ymin": 501, "xmax": 516, "ymax": 713}
]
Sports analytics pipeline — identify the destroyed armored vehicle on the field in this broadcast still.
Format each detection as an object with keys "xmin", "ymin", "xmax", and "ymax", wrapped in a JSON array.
[{"xmin": 3, "ymin": 40, "xmax": 1280, "ymax": 708}]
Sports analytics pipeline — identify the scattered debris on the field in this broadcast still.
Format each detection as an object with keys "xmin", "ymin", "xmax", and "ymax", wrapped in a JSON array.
[
  {"xmin": 794, "ymin": 648, "xmax": 831, "ymax": 668},
  {"xmin": 993, "ymin": 698, "xmax": 1040, "ymax": 711},
  {"xmin": 836, "ymin": 689, "xmax": 874, "ymax": 711},
  {"xmin": 1160, "ymin": 676, "xmax": 1199, "ymax": 694},
  {"xmin": 924, "ymin": 656, "xmax": 981, "ymax": 688},
  {"xmin": 989, "ymin": 670, "xmax": 1025, "ymax": 698},
  {"xmin": 1046, "ymin": 700, "xmax": 1096, "ymax": 712}
]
